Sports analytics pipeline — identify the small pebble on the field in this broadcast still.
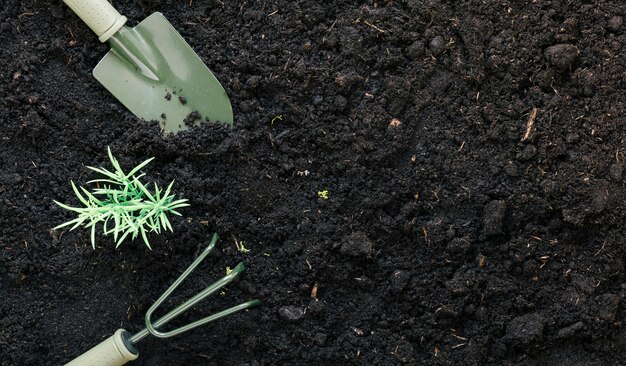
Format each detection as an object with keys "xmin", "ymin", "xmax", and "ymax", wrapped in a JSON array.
[
  {"xmin": 278, "ymin": 306, "xmax": 304, "ymax": 322},
  {"xmin": 557, "ymin": 321, "xmax": 584, "ymax": 338},
  {"xmin": 483, "ymin": 200, "xmax": 506, "ymax": 236},
  {"xmin": 429, "ymin": 36, "xmax": 445, "ymax": 56},
  {"xmin": 502, "ymin": 313, "xmax": 547, "ymax": 344},
  {"xmin": 544, "ymin": 44, "xmax": 579, "ymax": 69},
  {"xmin": 609, "ymin": 163, "xmax": 623, "ymax": 182},
  {"xmin": 607, "ymin": 16, "xmax": 623, "ymax": 32},
  {"xmin": 518, "ymin": 144, "xmax": 537, "ymax": 161},
  {"xmin": 314, "ymin": 333, "xmax": 328, "ymax": 346},
  {"xmin": 390, "ymin": 270, "xmax": 410, "ymax": 293},
  {"xmin": 446, "ymin": 237, "xmax": 472, "ymax": 254},
  {"xmin": 388, "ymin": 118, "xmax": 401, "ymax": 128},
  {"xmin": 246, "ymin": 75, "xmax": 261, "ymax": 89},
  {"xmin": 338, "ymin": 232, "xmax": 374, "ymax": 257},
  {"xmin": 406, "ymin": 40, "xmax": 425, "ymax": 59},
  {"xmin": 504, "ymin": 164, "xmax": 518, "ymax": 177}
]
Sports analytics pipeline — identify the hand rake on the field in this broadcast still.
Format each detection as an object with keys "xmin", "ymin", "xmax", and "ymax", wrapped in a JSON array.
[{"xmin": 65, "ymin": 234, "xmax": 259, "ymax": 366}]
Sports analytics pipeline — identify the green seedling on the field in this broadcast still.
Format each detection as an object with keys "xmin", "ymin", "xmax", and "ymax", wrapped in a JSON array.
[
  {"xmin": 317, "ymin": 190, "xmax": 329, "ymax": 200},
  {"xmin": 271, "ymin": 114, "xmax": 283, "ymax": 125},
  {"xmin": 232, "ymin": 234, "xmax": 251, "ymax": 253},
  {"xmin": 236, "ymin": 240, "xmax": 250, "ymax": 253},
  {"xmin": 53, "ymin": 147, "xmax": 189, "ymax": 249}
]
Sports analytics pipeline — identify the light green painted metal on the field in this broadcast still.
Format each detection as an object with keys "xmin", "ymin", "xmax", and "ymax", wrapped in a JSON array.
[
  {"xmin": 129, "ymin": 233, "xmax": 260, "ymax": 344},
  {"xmin": 93, "ymin": 13, "xmax": 233, "ymax": 134},
  {"xmin": 64, "ymin": 233, "xmax": 259, "ymax": 365}
]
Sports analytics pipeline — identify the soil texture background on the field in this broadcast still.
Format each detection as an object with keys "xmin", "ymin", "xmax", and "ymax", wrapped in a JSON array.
[{"xmin": 0, "ymin": 0, "xmax": 625, "ymax": 365}]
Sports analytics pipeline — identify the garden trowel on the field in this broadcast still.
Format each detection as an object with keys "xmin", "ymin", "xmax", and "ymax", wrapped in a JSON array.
[{"xmin": 63, "ymin": 0, "xmax": 233, "ymax": 134}]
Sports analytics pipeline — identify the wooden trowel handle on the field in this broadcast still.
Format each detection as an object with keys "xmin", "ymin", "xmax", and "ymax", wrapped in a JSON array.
[{"xmin": 63, "ymin": 0, "xmax": 127, "ymax": 42}]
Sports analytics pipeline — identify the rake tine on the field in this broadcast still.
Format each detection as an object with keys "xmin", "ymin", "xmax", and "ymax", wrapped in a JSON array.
[{"xmin": 128, "ymin": 233, "xmax": 260, "ymax": 344}]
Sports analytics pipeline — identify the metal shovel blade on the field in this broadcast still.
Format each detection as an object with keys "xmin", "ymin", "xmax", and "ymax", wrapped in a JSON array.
[{"xmin": 93, "ymin": 13, "xmax": 233, "ymax": 134}]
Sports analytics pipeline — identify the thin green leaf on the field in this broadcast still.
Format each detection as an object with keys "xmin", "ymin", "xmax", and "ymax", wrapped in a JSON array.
[
  {"xmin": 79, "ymin": 187, "xmax": 103, "ymax": 205},
  {"xmin": 87, "ymin": 178, "xmax": 122, "ymax": 186},
  {"xmin": 116, "ymin": 228, "xmax": 133, "ymax": 248},
  {"xmin": 91, "ymin": 224, "xmax": 96, "ymax": 249},
  {"xmin": 87, "ymin": 166, "xmax": 119, "ymax": 181},
  {"xmin": 167, "ymin": 200, "xmax": 190, "ymax": 210},
  {"xmin": 162, "ymin": 181, "xmax": 175, "ymax": 202},
  {"xmin": 140, "ymin": 227, "xmax": 152, "ymax": 250},
  {"xmin": 113, "ymin": 212, "xmax": 120, "ymax": 241},
  {"xmin": 160, "ymin": 212, "xmax": 173, "ymax": 232},
  {"xmin": 92, "ymin": 189, "xmax": 124, "ymax": 195},
  {"xmin": 126, "ymin": 157, "xmax": 155, "ymax": 178},
  {"xmin": 53, "ymin": 200, "xmax": 87, "ymax": 213},
  {"xmin": 71, "ymin": 181, "xmax": 90, "ymax": 207},
  {"xmin": 52, "ymin": 216, "xmax": 86, "ymax": 231},
  {"xmin": 133, "ymin": 178, "xmax": 155, "ymax": 202},
  {"xmin": 154, "ymin": 182, "xmax": 162, "ymax": 201},
  {"xmin": 107, "ymin": 146, "xmax": 125, "ymax": 177}
]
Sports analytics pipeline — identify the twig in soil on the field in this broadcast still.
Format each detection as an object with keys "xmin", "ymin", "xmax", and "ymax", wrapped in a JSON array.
[
  {"xmin": 451, "ymin": 333, "xmax": 468, "ymax": 341},
  {"xmin": 65, "ymin": 26, "xmax": 77, "ymax": 46},
  {"xmin": 267, "ymin": 132, "xmax": 276, "ymax": 148},
  {"xmin": 594, "ymin": 241, "xmax": 606, "ymax": 257},
  {"xmin": 521, "ymin": 107, "xmax": 538, "ymax": 142},
  {"xmin": 18, "ymin": 12, "xmax": 37, "ymax": 19},
  {"xmin": 363, "ymin": 20, "xmax": 386, "ymax": 33},
  {"xmin": 328, "ymin": 19, "xmax": 338, "ymax": 32},
  {"xmin": 422, "ymin": 227, "xmax": 430, "ymax": 245}
]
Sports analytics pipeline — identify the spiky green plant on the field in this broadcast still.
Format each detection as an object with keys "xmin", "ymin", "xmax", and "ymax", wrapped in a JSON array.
[{"xmin": 53, "ymin": 147, "xmax": 190, "ymax": 249}]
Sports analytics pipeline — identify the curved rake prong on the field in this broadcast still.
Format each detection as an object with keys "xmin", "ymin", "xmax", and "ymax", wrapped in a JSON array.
[{"xmin": 128, "ymin": 233, "xmax": 260, "ymax": 344}]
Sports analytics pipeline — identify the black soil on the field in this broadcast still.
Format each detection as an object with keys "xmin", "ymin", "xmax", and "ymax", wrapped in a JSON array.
[{"xmin": 1, "ymin": 1, "xmax": 625, "ymax": 365}]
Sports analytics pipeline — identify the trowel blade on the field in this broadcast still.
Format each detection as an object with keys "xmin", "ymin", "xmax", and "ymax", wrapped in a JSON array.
[{"xmin": 93, "ymin": 12, "xmax": 233, "ymax": 134}]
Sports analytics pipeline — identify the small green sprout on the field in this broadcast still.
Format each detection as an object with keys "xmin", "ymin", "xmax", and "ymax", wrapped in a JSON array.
[
  {"xmin": 317, "ymin": 190, "xmax": 329, "ymax": 200},
  {"xmin": 236, "ymin": 240, "xmax": 250, "ymax": 253},
  {"xmin": 232, "ymin": 235, "xmax": 250, "ymax": 253},
  {"xmin": 225, "ymin": 266, "xmax": 232, "ymax": 275},
  {"xmin": 52, "ymin": 147, "xmax": 189, "ymax": 250},
  {"xmin": 271, "ymin": 114, "xmax": 283, "ymax": 125}
]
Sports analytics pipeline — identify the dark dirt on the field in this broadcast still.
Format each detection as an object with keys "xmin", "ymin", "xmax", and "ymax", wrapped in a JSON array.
[{"xmin": 0, "ymin": 0, "xmax": 625, "ymax": 365}]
